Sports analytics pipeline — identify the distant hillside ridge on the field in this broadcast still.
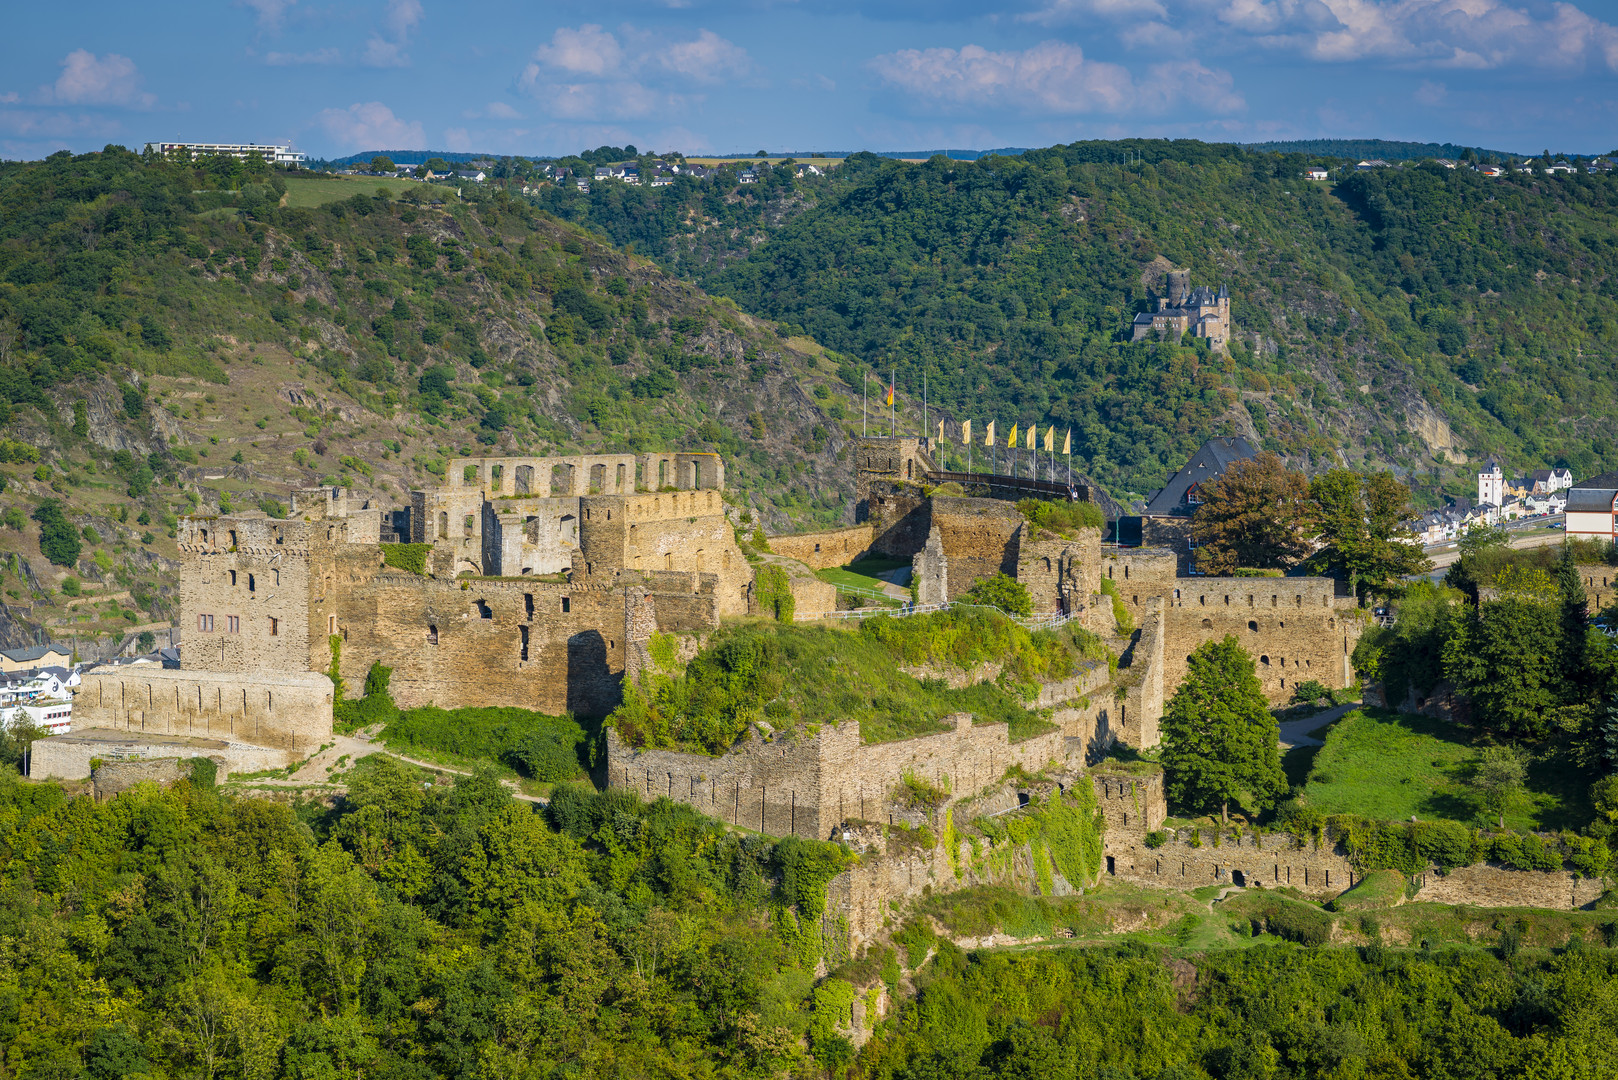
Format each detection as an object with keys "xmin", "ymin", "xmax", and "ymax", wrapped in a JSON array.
[{"xmin": 1240, "ymin": 139, "xmax": 1560, "ymax": 161}]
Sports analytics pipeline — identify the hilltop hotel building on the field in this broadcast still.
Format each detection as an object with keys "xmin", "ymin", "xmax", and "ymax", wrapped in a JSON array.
[{"xmin": 144, "ymin": 142, "xmax": 306, "ymax": 167}]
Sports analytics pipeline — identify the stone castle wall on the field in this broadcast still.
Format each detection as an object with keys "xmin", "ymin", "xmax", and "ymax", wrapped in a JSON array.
[
  {"xmin": 1103, "ymin": 550, "xmax": 1360, "ymax": 703},
  {"xmin": 767, "ymin": 525, "xmax": 875, "ymax": 570},
  {"xmin": 72, "ymin": 667, "xmax": 334, "ymax": 757},
  {"xmin": 930, "ymin": 497, "xmax": 1024, "ymax": 600},
  {"xmin": 606, "ymin": 714, "xmax": 1076, "ymax": 840}
]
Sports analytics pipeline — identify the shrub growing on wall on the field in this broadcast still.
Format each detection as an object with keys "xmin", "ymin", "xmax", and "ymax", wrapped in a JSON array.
[
  {"xmin": 754, "ymin": 564, "xmax": 795, "ymax": 622},
  {"xmin": 382, "ymin": 542, "xmax": 432, "ymax": 575}
]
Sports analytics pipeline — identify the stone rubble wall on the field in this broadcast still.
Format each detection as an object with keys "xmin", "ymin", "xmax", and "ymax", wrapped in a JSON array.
[
  {"xmin": 73, "ymin": 667, "xmax": 333, "ymax": 757},
  {"xmin": 767, "ymin": 525, "xmax": 875, "ymax": 571}
]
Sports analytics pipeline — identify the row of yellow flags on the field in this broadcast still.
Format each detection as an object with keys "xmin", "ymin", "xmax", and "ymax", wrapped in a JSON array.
[{"xmin": 947, "ymin": 419, "xmax": 1071, "ymax": 455}]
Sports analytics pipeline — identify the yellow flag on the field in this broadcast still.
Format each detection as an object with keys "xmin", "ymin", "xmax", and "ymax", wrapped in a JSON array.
[
  {"xmin": 937, "ymin": 419, "xmax": 945, "ymax": 443},
  {"xmin": 984, "ymin": 420, "xmax": 995, "ymax": 447},
  {"xmin": 885, "ymin": 383, "xmax": 894, "ymax": 406},
  {"xmin": 961, "ymin": 419, "xmax": 971, "ymax": 445},
  {"xmin": 1044, "ymin": 425, "xmax": 1054, "ymax": 452},
  {"xmin": 1062, "ymin": 428, "xmax": 1071, "ymax": 455},
  {"xmin": 1026, "ymin": 425, "xmax": 1035, "ymax": 451},
  {"xmin": 1007, "ymin": 423, "xmax": 1017, "ymax": 448}
]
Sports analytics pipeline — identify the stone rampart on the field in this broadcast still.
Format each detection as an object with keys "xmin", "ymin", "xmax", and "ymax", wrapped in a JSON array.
[
  {"xmin": 1411, "ymin": 864, "xmax": 1606, "ymax": 909},
  {"xmin": 74, "ymin": 667, "xmax": 333, "ymax": 757},
  {"xmin": 930, "ymin": 497, "xmax": 1023, "ymax": 599},
  {"xmin": 767, "ymin": 525, "xmax": 875, "ymax": 570},
  {"xmin": 606, "ymin": 714, "xmax": 1075, "ymax": 840},
  {"xmin": 1018, "ymin": 526, "xmax": 1102, "ymax": 614}
]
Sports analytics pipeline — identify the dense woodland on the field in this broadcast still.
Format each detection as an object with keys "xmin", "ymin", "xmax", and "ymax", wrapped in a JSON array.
[{"xmin": 539, "ymin": 141, "xmax": 1618, "ymax": 503}]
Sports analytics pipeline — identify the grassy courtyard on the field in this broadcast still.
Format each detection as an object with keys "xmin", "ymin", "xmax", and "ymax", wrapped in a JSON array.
[
  {"xmin": 815, "ymin": 556, "xmax": 909, "ymax": 601},
  {"xmin": 1300, "ymin": 708, "xmax": 1595, "ymax": 832}
]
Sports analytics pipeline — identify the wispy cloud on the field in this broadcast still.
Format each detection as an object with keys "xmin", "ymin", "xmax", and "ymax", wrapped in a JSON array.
[
  {"xmin": 519, "ymin": 23, "xmax": 751, "ymax": 122},
  {"xmin": 241, "ymin": 0, "xmax": 297, "ymax": 32},
  {"xmin": 868, "ymin": 40, "xmax": 1243, "ymax": 116},
  {"xmin": 363, "ymin": 0, "xmax": 424, "ymax": 68},
  {"xmin": 315, "ymin": 101, "xmax": 426, "ymax": 150},
  {"xmin": 45, "ymin": 50, "xmax": 156, "ymax": 108},
  {"xmin": 266, "ymin": 48, "xmax": 341, "ymax": 66}
]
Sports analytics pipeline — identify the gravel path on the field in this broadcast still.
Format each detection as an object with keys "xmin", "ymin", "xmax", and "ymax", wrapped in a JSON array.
[{"xmin": 1277, "ymin": 701, "xmax": 1360, "ymax": 749}]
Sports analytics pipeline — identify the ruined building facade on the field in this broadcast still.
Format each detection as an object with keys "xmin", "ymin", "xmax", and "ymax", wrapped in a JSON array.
[{"xmin": 175, "ymin": 451, "xmax": 747, "ymax": 716}]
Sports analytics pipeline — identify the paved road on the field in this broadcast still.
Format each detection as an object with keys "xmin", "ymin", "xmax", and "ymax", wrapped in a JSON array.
[{"xmin": 1277, "ymin": 701, "xmax": 1360, "ymax": 749}]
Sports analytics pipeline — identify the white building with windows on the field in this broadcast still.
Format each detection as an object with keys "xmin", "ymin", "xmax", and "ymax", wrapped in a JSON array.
[
  {"xmin": 1478, "ymin": 459, "xmax": 1505, "ymax": 507},
  {"xmin": 1566, "ymin": 473, "xmax": 1618, "ymax": 541},
  {"xmin": 145, "ymin": 142, "xmax": 306, "ymax": 167}
]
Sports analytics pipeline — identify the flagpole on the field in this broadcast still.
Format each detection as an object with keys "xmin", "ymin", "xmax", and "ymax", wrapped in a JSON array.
[
  {"xmin": 923, "ymin": 367, "xmax": 927, "ymax": 444},
  {"xmin": 862, "ymin": 372, "xmax": 867, "ymax": 438},
  {"xmin": 890, "ymin": 367, "xmax": 895, "ymax": 438}
]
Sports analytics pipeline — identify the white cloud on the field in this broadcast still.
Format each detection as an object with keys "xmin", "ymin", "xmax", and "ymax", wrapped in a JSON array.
[
  {"xmin": 659, "ymin": 29, "xmax": 751, "ymax": 81},
  {"xmin": 1414, "ymin": 77, "xmax": 1447, "ymax": 104},
  {"xmin": 485, "ymin": 101, "xmax": 523, "ymax": 119},
  {"xmin": 315, "ymin": 102, "xmax": 425, "ymax": 150},
  {"xmin": 1222, "ymin": 0, "xmax": 1618, "ymax": 71},
  {"xmin": 1023, "ymin": 0, "xmax": 1168, "ymax": 24},
  {"xmin": 0, "ymin": 93, "xmax": 18, "ymax": 105},
  {"xmin": 363, "ymin": 0, "xmax": 424, "ymax": 68},
  {"xmin": 383, "ymin": 0, "xmax": 423, "ymax": 40},
  {"xmin": 868, "ymin": 40, "xmax": 1243, "ymax": 115},
  {"xmin": 444, "ymin": 127, "xmax": 472, "ymax": 152},
  {"xmin": 266, "ymin": 48, "xmax": 341, "ymax": 66},
  {"xmin": 521, "ymin": 24, "xmax": 748, "ymax": 122},
  {"xmin": 242, "ymin": 0, "xmax": 296, "ymax": 32},
  {"xmin": 48, "ymin": 50, "xmax": 155, "ymax": 108},
  {"xmin": 533, "ymin": 25, "xmax": 625, "ymax": 77}
]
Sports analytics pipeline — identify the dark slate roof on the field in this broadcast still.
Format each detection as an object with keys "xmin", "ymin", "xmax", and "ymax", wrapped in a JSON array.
[
  {"xmin": 1567, "ymin": 471, "xmax": 1618, "ymax": 511},
  {"xmin": 1144, "ymin": 437, "xmax": 1257, "ymax": 516},
  {"xmin": 0, "ymin": 644, "xmax": 68, "ymax": 664}
]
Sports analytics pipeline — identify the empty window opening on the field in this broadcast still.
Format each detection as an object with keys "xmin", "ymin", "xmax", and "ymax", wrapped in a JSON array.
[
  {"xmin": 658, "ymin": 460, "xmax": 668, "ymax": 488},
  {"xmin": 616, "ymin": 463, "xmax": 627, "ymax": 491},
  {"xmin": 463, "ymin": 464, "xmax": 480, "ymax": 486},
  {"xmin": 328, "ymin": 615, "xmax": 335, "ymax": 634},
  {"xmin": 559, "ymin": 514, "xmax": 577, "ymax": 544},
  {"xmin": 248, "ymin": 574, "xmax": 255, "ymax": 592},
  {"xmin": 525, "ymin": 593, "xmax": 535, "ymax": 619},
  {"xmin": 275, "ymin": 527, "xmax": 284, "ymax": 545},
  {"xmin": 427, "ymin": 624, "xmax": 439, "ymax": 644},
  {"xmin": 1017, "ymin": 791, "xmax": 1031, "ymax": 808},
  {"xmin": 1200, "ymin": 618, "xmax": 1213, "ymax": 629},
  {"xmin": 490, "ymin": 464, "xmax": 503, "ymax": 492},
  {"xmin": 520, "ymin": 625, "xmax": 530, "ymax": 661},
  {"xmin": 439, "ymin": 511, "xmax": 449, "ymax": 539},
  {"xmin": 1106, "ymin": 856, "xmax": 1116, "ymax": 876},
  {"xmin": 1232, "ymin": 869, "xmax": 1246, "ymax": 887},
  {"xmin": 515, "ymin": 464, "xmax": 533, "ymax": 494},
  {"xmin": 200, "ymin": 528, "xmax": 209, "ymax": 544},
  {"xmin": 229, "ymin": 530, "xmax": 237, "ymax": 547},
  {"xmin": 1199, "ymin": 594, "xmax": 1206, "ymax": 606},
  {"xmin": 590, "ymin": 462, "xmax": 606, "ymax": 493},
  {"xmin": 814, "ymin": 543, "xmax": 821, "ymax": 553},
  {"xmin": 665, "ymin": 554, "xmax": 674, "ymax": 570},
  {"xmin": 463, "ymin": 514, "xmax": 475, "ymax": 537},
  {"xmin": 1249, "ymin": 620, "xmax": 1258, "ymax": 631},
  {"xmin": 1132, "ymin": 594, "xmax": 1138, "ymax": 605},
  {"xmin": 476, "ymin": 599, "xmax": 492, "ymax": 620},
  {"xmin": 561, "ymin": 596, "xmax": 571, "ymax": 613},
  {"xmin": 273, "ymin": 569, "xmax": 280, "ymax": 586},
  {"xmin": 1124, "ymin": 565, "xmax": 1130, "ymax": 579},
  {"xmin": 1260, "ymin": 655, "xmax": 1270, "ymax": 666},
  {"xmin": 229, "ymin": 570, "xmax": 237, "ymax": 586}
]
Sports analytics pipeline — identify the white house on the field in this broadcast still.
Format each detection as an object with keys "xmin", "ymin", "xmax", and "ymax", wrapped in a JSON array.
[
  {"xmin": 1528, "ymin": 467, "xmax": 1574, "ymax": 494},
  {"xmin": 1565, "ymin": 473, "xmax": 1618, "ymax": 541},
  {"xmin": 1305, "ymin": 168, "xmax": 1329, "ymax": 181},
  {"xmin": 4, "ymin": 700, "xmax": 70, "ymax": 735}
]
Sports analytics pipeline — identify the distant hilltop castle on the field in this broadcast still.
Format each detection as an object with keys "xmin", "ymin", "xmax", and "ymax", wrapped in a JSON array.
[{"xmin": 1131, "ymin": 268, "xmax": 1230, "ymax": 350}]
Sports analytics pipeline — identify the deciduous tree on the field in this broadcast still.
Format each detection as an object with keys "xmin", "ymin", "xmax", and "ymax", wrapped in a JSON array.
[
  {"xmin": 1191, "ymin": 452, "xmax": 1312, "ymax": 574},
  {"xmin": 1161, "ymin": 635, "xmax": 1286, "ymax": 822},
  {"xmin": 1307, "ymin": 469, "xmax": 1432, "ymax": 598}
]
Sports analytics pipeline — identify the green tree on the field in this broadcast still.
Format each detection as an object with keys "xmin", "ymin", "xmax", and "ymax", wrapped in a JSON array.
[
  {"xmin": 1161, "ymin": 636, "xmax": 1286, "ymax": 822},
  {"xmin": 1443, "ymin": 565, "xmax": 1565, "ymax": 742},
  {"xmin": 1307, "ymin": 469, "xmax": 1432, "ymax": 599},
  {"xmin": 1471, "ymin": 745, "xmax": 1528, "ymax": 828},
  {"xmin": 72, "ymin": 400, "xmax": 88, "ymax": 438},
  {"xmin": 32, "ymin": 499, "xmax": 81, "ymax": 567},
  {"xmin": 370, "ymin": 155, "xmax": 396, "ymax": 173},
  {"xmin": 1191, "ymin": 452, "xmax": 1312, "ymax": 574},
  {"xmin": 962, "ymin": 573, "xmax": 1032, "ymax": 616}
]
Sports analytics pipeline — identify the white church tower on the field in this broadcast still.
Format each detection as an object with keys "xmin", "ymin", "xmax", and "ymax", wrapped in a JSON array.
[{"xmin": 1478, "ymin": 459, "xmax": 1505, "ymax": 506}]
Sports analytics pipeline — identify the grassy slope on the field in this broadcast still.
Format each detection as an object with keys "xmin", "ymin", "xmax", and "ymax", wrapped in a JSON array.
[
  {"xmin": 0, "ymin": 150, "xmax": 870, "ymax": 651},
  {"xmin": 1300, "ymin": 708, "xmax": 1595, "ymax": 832}
]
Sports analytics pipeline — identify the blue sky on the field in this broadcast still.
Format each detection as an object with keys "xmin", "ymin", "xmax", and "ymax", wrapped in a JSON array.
[{"xmin": 4, "ymin": 0, "xmax": 1618, "ymax": 160}]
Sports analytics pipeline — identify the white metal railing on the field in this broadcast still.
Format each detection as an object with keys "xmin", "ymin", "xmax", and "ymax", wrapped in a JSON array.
[{"xmin": 797, "ymin": 599, "xmax": 1074, "ymax": 632}]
